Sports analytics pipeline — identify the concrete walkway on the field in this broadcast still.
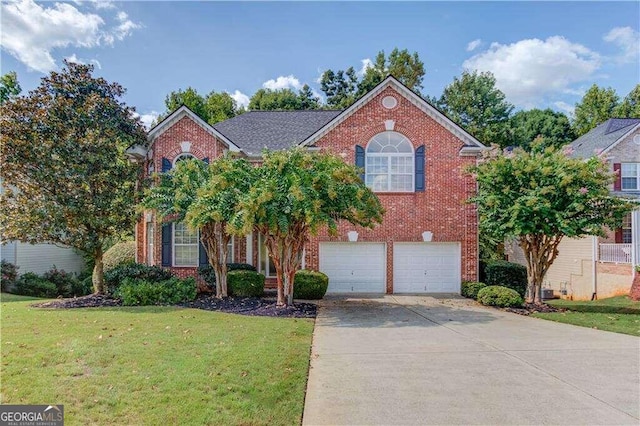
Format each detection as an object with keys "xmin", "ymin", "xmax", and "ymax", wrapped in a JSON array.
[{"xmin": 302, "ymin": 295, "xmax": 640, "ymax": 425}]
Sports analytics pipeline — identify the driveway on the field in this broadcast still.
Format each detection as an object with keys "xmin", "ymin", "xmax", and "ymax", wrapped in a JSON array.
[{"xmin": 302, "ymin": 295, "xmax": 640, "ymax": 425}]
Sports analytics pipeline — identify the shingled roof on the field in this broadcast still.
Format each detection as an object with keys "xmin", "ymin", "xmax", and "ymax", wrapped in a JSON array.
[
  {"xmin": 212, "ymin": 110, "xmax": 342, "ymax": 156},
  {"xmin": 568, "ymin": 118, "xmax": 640, "ymax": 159}
]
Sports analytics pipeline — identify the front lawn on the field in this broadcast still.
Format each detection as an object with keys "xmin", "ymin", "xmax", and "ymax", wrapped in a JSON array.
[
  {"xmin": 532, "ymin": 296, "xmax": 640, "ymax": 336},
  {"xmin": 0, "ymin": 293, "xmax": 314, "ymax": 425}
]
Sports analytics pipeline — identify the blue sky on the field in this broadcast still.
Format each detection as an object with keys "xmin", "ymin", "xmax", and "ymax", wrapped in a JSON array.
[{"xmin": 2, "ymin": 1, "xmax": 639, "ymax": 127}]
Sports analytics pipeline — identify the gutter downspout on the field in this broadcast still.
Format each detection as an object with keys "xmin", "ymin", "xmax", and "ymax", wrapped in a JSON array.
[{"xmin": 591, "ymin": 235, "xmax": 598, "ymax": 301}]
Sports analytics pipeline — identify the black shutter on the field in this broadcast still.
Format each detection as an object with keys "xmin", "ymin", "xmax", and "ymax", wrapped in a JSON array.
[
  {"xmin": 161, "ymin": 224, "xmax": 172, "ymax": 266},
  {"xmin": 415, "ymin": 145, "xmax": 425, "ymax": 192},
  {"xmin": 202, "ymin": 157, "xmax": 209, "ymax": 164},
  {"xmin": 162, "ymin": 157, "xmax": 172, "ymax": 173},
  {"xmin": 355, "ymin": 145, "xmax": 365, "ymax": 182},
  {"xmin": 198, "ymin": 232, "xmax": 208, "ymax": 267}
]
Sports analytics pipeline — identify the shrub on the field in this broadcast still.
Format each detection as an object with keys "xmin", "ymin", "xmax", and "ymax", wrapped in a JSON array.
[
  {"xmin": 294, "ymin": 270, "xmax": 329, "ymax": 300},
  {"xmin": 103, "ymin": 241, "xmax": 136, "ymax": 271},
  {"xmin": 198, "ymin": 263, "xmax": 257, "ymax": 288},
  {"xmin": 1, "ymin": 260, "xmax": 18, "ymax": 292},
  {"xmin": 477, "ymin": 285, "xmax": 523, "ymax": 308},
  {"xmin": 228, "ymin": 270, "xmax": 265, "ymax": 297},
  {"xmin": 42, "ymin": 266, "xmax": 77, "ymax": 297},
  {"xmin": 116, "ymin": 277, "xmax": 197, "ymax": 306},
  {"xmin": 104, "ymin": 263, "xmax": 173, "ymax": 296},
  {"xmin": 461, "ymin": 281, "xmax": 487, "ymax": 299},
  {"xmin": 14, "ymin": 273, "xmax": 58, "ymax": 298},
  {"xmin": 73, "ymin": 276, "xmax": 94, "ymax": 297},
  {"xmin": 484, "ymin": 260, "xmax": 528, "ymax": 298}
]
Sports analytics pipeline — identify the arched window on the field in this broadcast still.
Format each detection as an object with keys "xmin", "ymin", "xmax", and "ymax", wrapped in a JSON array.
[
  {"xmin": 173, "ymin": 153, "xmax": 196, "ymax": 166},
  {"xmin": 365, "ymin": 131, "xmax": 414, "ymax": 192}
]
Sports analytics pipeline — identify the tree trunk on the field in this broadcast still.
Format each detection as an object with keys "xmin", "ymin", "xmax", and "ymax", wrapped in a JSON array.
[
  {"xmin": 201, "ymin": 222, "xmax": 230, "ymax": 298},
  {"xmin": 265, "ymin": 225, "xmax": 307, "ymax": 307},
  {"xmin": 92, "ymin": 247, "xmax": 104, "ymax": 294},
  {"xmin": 519, "ymin": 234, "xmax": 563, "ymax": 304}
]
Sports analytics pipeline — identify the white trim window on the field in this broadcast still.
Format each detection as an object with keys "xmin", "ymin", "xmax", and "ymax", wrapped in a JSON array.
[
  {"xmin": 258, "ymin": 234, "xmax": 276, "ymax": 278},
  {"xmin": 222, "ymin": 237, "xmax": 234, "ymax": 263},
  {"xmin": 173, "ymin": 222, "xmax": 199, "ymax": 266},
  {"xmin": 365, "ymin": 131, "xmax": 414, "ymax": 192},
  {"xmin": 146, "ymin": 222, "xmax": 155, "ymax": 266},
  {"xmin": 173, "ymin": 153, "xmax": 196, "ymax": 167},
  {"xmin": 621, "ymin": 163, "xmax": 639, "ymax": 191},
  {"xmin": 622, "ymin": 213, "xmax": 632, "ymax": 244}
]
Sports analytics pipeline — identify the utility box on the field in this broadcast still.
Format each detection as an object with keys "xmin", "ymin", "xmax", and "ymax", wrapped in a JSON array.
[{"xmin": 541, "ymin": 288, "xmax": 554, "ymax": 300}]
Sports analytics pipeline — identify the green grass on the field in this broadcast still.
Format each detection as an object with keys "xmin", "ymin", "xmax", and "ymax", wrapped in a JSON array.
[
  {"xmin": 532, "ymin": 296, "xmax": 640, "ymax": 336},
  {"xmin": 0, "ymin": 293, "xmax": 314, "ymax": 425}
]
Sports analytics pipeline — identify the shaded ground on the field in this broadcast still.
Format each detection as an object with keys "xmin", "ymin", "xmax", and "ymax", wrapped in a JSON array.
[
  {"xmin": 30, "ymin": 293, "xmax": 317, "ymax": 318},
  {"xmin": 504, "ymin": 302, "xmax": 563, "ymax": 315}
]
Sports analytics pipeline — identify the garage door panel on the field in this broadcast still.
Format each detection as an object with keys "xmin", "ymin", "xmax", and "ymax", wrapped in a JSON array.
[
  {"xmin": 320, "ymin": 243, "xmax": 386, "ymax": 293},
  {"xmin": 393, "ymin": 243, "xmax": 461, "ymax": 294}
]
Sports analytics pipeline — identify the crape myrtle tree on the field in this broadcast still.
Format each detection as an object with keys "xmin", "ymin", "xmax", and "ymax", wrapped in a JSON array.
[
  {"xmin": 0, "ymin": 61, "xmax": 147, "ymax": 293},
  {"xmin": 470, "ymin": 142, "xmax": 632, "ymax": 303},
  {"xmin": 230, "ymin": 149, "xmax": 385, "ymax": 307},
  {"xmin": 141, "ymin": 156, "xmax": 252, "ymax": 297}
]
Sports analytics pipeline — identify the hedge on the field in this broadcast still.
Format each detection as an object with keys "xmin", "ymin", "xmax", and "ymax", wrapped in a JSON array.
[
  {"xmin": 103, "ymin": 241, "xmax": 136, "ymax": 271},
  {"xmin": 477, "ymin": 285, "xmax": 523, "ymax": 308},
  {"xmin": 484, "ymin": 260, "xmax": 527, "ymax": 298},
  {"xmin": 104, "ymin": 263, "xmax": 173, "ymax": 296},
  {"xmin": 461, "ymin": 281, "xmax": 487, "ymax": 299},
  {"xmin": 227, "ymin": 270, "xmax": 265, "ymax": 297},
  {"xmin": 198, "ymin": 263, "xmax": 257, "ymax": 289},
  {"xmin": 294, "ymin": 270, "xmax": 329, "ymax": 300},
  {"xmin": 116, "ymin": 277, "xmax": 196, "ymax": 306}
]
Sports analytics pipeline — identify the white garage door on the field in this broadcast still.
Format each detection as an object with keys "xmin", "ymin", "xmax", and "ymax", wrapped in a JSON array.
[
  {"xmin": 319, "ymin": 243, "xmax": 386, "ymax": 293},
  {"xmin": 393, "ymin": 243, "xmax": 461, "ymax": 293}
]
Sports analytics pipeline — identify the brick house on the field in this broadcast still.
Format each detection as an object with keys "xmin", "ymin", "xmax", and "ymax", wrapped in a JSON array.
[
  {"xmin": 507, "ymin": 118, "xmax": 640, "ymax": 300},
  {"xmin": 131, "ymin": 76, "xmax": 485, "ymax": 294}
]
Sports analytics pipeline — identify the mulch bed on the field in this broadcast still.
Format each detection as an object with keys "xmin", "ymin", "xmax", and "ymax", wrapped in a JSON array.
[
  {"xmin": 505, "ymin": 302, "xmax": 564, "ymax": 316},
  {"xmin": 31, "ymin": 293, "xmax": 317, "ymax": 318}
]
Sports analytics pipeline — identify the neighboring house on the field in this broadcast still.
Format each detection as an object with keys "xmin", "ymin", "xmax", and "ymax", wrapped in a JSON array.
[
  {"xmin": 130, "ymin": 76, "xmax": 485, "ymax": 294},
  {"xmin": 0, "ymin": 183, "xmax": 85, "ymax": 277},
  {"xmin": 508, "ymin": 118, "xmax": 640, "ymax": 300},
  {"xmin": 1, "ymin": 241, "xmax": 85, "ymax": 276}
]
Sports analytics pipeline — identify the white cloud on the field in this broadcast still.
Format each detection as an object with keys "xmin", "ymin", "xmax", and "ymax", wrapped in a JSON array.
[
  {"xmin": 466, "ymin": 39, "xmax": 482, "ymax": 52},
  {"xmin": 553, "ymin": 101, "xmax": 574, "ymax": 117},
  {"xmin": 603, "ymin": 26, "xmax": 639, "ymax": 64},
  {"xmin": 262, "ymin": 75, "xmax": 302, "ymax": 91},
  {"xmin": 358, "ymin": 58, "xmax": 373, "ymax": 76},
  {"xmin": 64, "ymin": 53, "xmax": 102, "ymax": 69},
  {"xmin": 463, "ymin": 36, "xmax": 601, "ymax": 107},
  {"xmin": 230, "ymin": 90, "xmax": 250, "ymax": 109},
  {"xmin": 132, "ymin": 110, "xmax": 159, "ymax": 129},
  {"xmin": 0, "ymin": 0, "xmax": 140, "ymax": 73},
  {"xmin": 91, "ymin": 0, "xmax": 116, "ymax": 10}
]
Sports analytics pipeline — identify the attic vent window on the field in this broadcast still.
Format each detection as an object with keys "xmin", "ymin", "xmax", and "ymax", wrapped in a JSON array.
[
  {"xmin": 382, "ymin": 96, "xmax": 398, "ymax": 109},
  {"xmin": 634, "ymin": 135, "xmax": 640, "ymax": 145}
]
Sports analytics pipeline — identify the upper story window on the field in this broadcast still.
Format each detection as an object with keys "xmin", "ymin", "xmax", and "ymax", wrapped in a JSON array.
[
  {"xmin": 621, "ymin": 163, "xmax": 639, "ymax": 191},
  {"xmin": 365, "ymin": 131, "xmax": 414, "ymax": 192},
  {"xmin": 173, "ymin": 153, "xmax": 196, "ymax": 166}
]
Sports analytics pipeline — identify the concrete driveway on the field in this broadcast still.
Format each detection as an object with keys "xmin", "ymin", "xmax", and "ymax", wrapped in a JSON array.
[{"xmin": 302, "ymin": 295, "xmax": 640, "ymax": 425}]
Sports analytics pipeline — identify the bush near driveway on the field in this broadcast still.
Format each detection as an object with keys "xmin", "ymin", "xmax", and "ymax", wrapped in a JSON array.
[
  {"xmin": 461, "ymin": 281, "xmax": 487, "ymax": 299},
  {"xmin": 477, "ymin": 285, "xmax": 523, "ymax": 308},
  {"xmin": 294, "ymin": 270, "xmax": 329, "ymax": 300},
  {"xmin": 484, "ymin": 260, "xmax": 528, "ymax": 298}
]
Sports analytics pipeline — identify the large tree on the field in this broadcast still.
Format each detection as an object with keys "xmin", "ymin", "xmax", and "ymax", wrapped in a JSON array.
[
  {"xmin": 470, "ymin": 143, "xmax": 632, "ymax": 303},
  {"xmin": 0, "ymin": 71, "xmax": 21, "ymax": 104},
  {"xmin": 161, "ymin": 88, "xmax": 239, "ymax": 125},
  {"xmin": 0, "ymin": 61, "xmax": 147, "ymax": 293},
  {"xmin": 230, "ymin": 149, "xmax": 385, "ymax": 306},
  {"xmin": 509, "ymin": 108, "xmax": 575, "ymax": 151},
  {"xmin": 357, "ymin": 48, "xmax": 425, "ymax": 96},
  {"xmin": 321, "ymin": 48, "xmax": 426, "ymax": 108},
  {"xmin": 141, "ymin": 156, "xmax": 252, "ymax": 297},
  {"xmin": 438, "ymin": 70, "xmax": 513, "ymax": 147},
  {"xmin": 572, "ymin": 84, "xmax": 620, "ymax": 136},
  {"xmin": 614, "ymin": 84, "xmax": 640, "ymax": 118}
]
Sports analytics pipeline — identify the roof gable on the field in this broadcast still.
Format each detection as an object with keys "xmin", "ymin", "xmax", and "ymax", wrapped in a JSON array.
[
  {"xmin": 147, "ymin": 105, "xmax": 241, "ymax": 152},
  {"xmin": 299, "ymin": 75, "xmax": 486, "ymax": 151},
  {"xmin": 569, "ymin": 118, "xmax": 640, "ymax": 158}
]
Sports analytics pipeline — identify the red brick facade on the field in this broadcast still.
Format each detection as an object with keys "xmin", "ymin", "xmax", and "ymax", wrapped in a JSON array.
[{"xmin": 138, "ymin": 84, "xmax": 480, "ymax": 293}]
